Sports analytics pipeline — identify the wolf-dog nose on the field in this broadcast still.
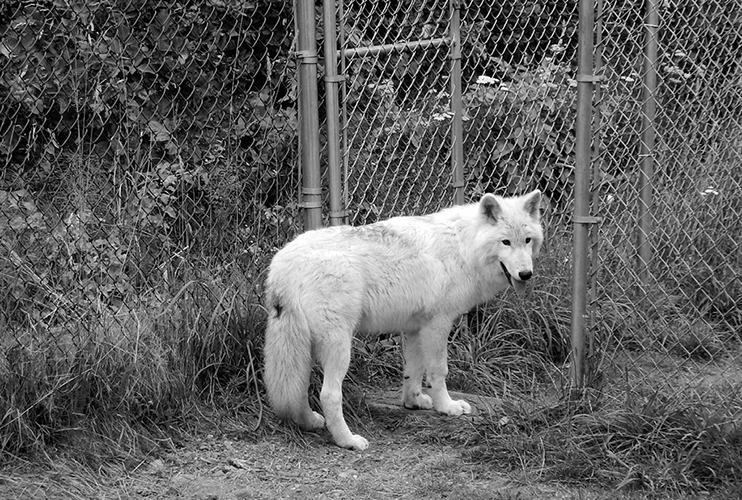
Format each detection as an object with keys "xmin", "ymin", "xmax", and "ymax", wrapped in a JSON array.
[{"xmin": 518, "ymin": 270, "xmax": 532, "ymax": 281}]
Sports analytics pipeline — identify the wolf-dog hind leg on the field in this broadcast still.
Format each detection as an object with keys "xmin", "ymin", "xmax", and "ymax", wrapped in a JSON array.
[
  {"xmin": 297, "ymin": 407, "xmax": 325, "ymax": 430},
  {"xmin": 401, "ymin": 331, "xmax": 433, "ymax": 410},
  {"xmin": 421, "ymin": 321, "xmax": 471, "ymax": 416},
  {"xmin": 287, "ymin": 358, "xmax": 324, "ymax": 431},
  {"xmin": 317, "ymin": 331, "xmax": 369, "ymax": 451}
]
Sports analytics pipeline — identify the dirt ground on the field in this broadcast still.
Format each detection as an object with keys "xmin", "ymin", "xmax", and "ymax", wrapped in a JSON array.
[
  {"xmin": 0, "ymin": 433, "xmax": 576, "ymax": 499},
  {"xmin": 0, "ymin": 389, "xmax": 717, "ymax": 500}
]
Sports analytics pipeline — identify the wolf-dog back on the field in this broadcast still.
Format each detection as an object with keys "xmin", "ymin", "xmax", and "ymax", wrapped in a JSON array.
[{"xmin": 263, "ymin": 190, "xmax": 543, "ymax": 450}]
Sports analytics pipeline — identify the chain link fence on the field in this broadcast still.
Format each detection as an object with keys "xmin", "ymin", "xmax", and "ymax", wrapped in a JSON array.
[
  {"xmin": 1, "ymin": 0, "xmax": 299, "ymax": 453},
  {"xmin": 329, "ymin": 0, "xmax": 741, "ymax": 408},
  {"xmin": 1, "ymin": 0, "xmax": 740, "ymax": 456},
  {"xmin": 592, "ymin": 0, "xmax": 742, "ymax": 407},
  {"xmin": 335, "ymin": 0, "xmax": 580, "ymax": 227},
  {"xmin": 330, "ymin": 1, "xmax": 452, "ymax": 224}
]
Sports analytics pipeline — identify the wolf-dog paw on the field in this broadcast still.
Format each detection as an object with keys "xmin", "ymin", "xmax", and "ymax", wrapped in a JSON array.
[
  {"xmin": 300, "ymin": 411, "xmax": 326, "ymax": 430},
  {"xmin": 337, "ymin": 434, "xmax": 369, "ymax": 451},
  {"xmin": 435, "ymin": 399, "xmax": 472, "ymax": 416},
  {"xmin": 403, "ymin": 392, "xmax": 433, "ymax": 410}
]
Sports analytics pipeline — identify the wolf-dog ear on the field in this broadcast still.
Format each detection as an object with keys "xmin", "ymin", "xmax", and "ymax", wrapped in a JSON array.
[
  {"xmin": 479, "ymin": 193, "xmax": 501, "ymax": 223},
  {"xmin": 523, "ymin": 190, "xmax": 542, "ymax": 221}
]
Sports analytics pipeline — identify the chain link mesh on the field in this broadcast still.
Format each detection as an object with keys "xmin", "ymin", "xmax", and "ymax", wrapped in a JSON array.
[
  {"xmin": 593, "ymin": 0, "xmax": 742, "ymax": 406},
  {"xmin": 1, "ymin": 0, "xmax": 740, "ymax": 451},
  {"xmin": 333, "ymin": 0, "xmax": 740, "ymax": 408},
  {"xmin": 1, "ymin": 0, "xmax": 297, "ymax": 445},
  {"xmin": 334, "ymin": 0, "xmax": 581, "ymax": 228},
  {"xmin": 336, "ymin": 0, "xmax": 453, "ymax": 224},
  {"xmin": 460, "ymin": 0, "xmax": 579, "ymax": 226}
]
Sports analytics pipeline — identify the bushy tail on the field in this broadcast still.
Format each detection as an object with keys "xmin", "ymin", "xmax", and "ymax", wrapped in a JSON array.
[{"xmin": 263, "ymin": 297, "xmax": 313, "ymax": 424}]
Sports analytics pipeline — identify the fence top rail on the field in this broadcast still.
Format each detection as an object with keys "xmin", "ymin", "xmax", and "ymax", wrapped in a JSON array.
[{"xmin": 342, "ymin": 37, "xmax": 450, "ymax": 58}]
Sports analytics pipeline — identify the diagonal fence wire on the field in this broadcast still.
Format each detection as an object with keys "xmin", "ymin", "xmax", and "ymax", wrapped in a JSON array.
[
  {"xmin": 0, "ymin": 0, "xmax": 740, "ymax": 458},
  {"xmin": 0, "ymin": 0, "xmax": 298, "ymax": 453},
  {"xmin": 592, "ymin": 0, "xmax": 742, "ymax": 408},
  {"xmin": 330, "ymin": 0, "xmax": 742, "ymax": 410}
]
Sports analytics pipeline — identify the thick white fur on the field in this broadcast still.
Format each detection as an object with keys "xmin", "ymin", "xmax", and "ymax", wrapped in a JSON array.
[{"xmin": 263, "ymin": 190, "xmax": 543, "ymax": 450}]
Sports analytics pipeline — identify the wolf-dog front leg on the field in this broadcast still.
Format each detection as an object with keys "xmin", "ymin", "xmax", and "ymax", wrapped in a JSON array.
[
  {"xmin": 401, "ymin": 331, "xmax": 433, "ymax": 410},
  {"xmin": 421, "ymin": 320, "xmax": 471, "ymax": 416},
  {"xmin": 317, "ymin": 332, "xmax": 369, "ymax": 451}
]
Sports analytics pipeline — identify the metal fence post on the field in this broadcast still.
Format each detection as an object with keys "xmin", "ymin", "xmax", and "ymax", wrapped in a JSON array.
[
  {"xmin": 323, "ymin": 0, "xmax": 347, "ymax": 226},
  {"xmin": 571, "ymin": 0, "xmax": 597, "ymax": 393},
  {"xmin": 450, "ymin": 0, "xmax": 465, "ymax": 205},
  {"xmin": 296, "ymin": 0, "xmax": 323, "ymax": 231},
  {"xmin": 638, "ymin": 0, "xmax": 659, "ymax": 292},
  {"xmin": 588, "ymin": 0, "xmax": 605, "ymax": 357}
]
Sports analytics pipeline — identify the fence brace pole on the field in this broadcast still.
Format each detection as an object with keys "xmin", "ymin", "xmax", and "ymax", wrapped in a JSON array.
[
  {"xmin": 450, "ymin": 0, "xmax": 465, "ymax": 205},
  {"xmin": 638, "ymin": 0, "xmax": 658, "ymax": 292},
  {"xmin": 588, "ymin": 0, "xmax": 604, "ymax": 357},
  {"xmin": 296, "ymin": 0, "xmax": 323, "ymax": 231},
  {"xmin": 571, "ymin": 0, "xmax": 597, "ymax": 394},
  {"xmin": 323, "ymin": 0, "xmax": 347, "ymax": 226}
]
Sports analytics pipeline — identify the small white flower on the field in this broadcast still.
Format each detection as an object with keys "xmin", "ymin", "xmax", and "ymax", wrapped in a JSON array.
[
  {"xmin": 606, "ymin": 194, "xmax": 615, "ymax": 205},
  {"xmin": 550, "ymin": 44, "xmax": 566, "ymax": 54},
  {"xmin": 700, "ymin": 187, "xmax": 719, "ymax": 196},
  {"xmin": 567, "ymin": 78, "xmax": 577, "ymax": 87},
  {"xmin": 432, "ymin": 112, "xmax": 453, "ymax": 121},
  {"xmin": 674, "ymin": 49, "xmax": 687, "ymax": 58},
  {"xmin": 620, "ymin": 75, "xmax": 635, "ymax": 83},
  {"xmin": 476, "ymin": 75, "xmax": 499, "ymax": 85}
]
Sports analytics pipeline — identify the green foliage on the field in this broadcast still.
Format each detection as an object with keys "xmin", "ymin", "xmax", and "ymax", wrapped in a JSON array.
[
  {"xmin": 0, "ymin": 0, "xmax": 298, "ymax": 460},
  {"xmin": 462, "ymin": 54, "xmax": 576, "ymax": 203},
  {"xmin": 0, "ymin": 259, "xmax": 264, "ymax": 459},
  {"xmin": 0, "ymin": 188, "xmax": 134, "ymax": 327},
  {"xmin": 468, "ymin": 0, "xmax": 580, "ymax": 62},
  {"xmin": 469, "ymin": 390, "xmax": 742, "ymax": 494},
  {"xmin": 344, "ymin": 51, "xmax": 578, "ymax": 224},
  {"xmin": 1, "ymin": 0, "xmax": 298, "ymax": 227}
]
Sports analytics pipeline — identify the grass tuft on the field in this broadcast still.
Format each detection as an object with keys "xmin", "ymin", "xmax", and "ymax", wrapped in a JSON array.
[
  {"xmin": 467, "ymin": 388, "xmax": 742, "ymax": 494},
  {"xmin": 0, "ymin": 259, "xmax": 267, "ymax": 466}
]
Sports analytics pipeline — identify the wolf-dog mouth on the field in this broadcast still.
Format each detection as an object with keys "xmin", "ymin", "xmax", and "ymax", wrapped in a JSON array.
[
  {"xmin": 500, "ymin": 262, "xmax": 513, "ymax": 286},
  {"xmin": 500, "ymin": 262, "xmax": 529, "ymax": 296}
]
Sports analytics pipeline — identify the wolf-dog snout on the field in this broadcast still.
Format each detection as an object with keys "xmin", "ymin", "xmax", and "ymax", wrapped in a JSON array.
[{"xmin": 518, "ymin": 270, "xmax": 532, "ymax": 281}]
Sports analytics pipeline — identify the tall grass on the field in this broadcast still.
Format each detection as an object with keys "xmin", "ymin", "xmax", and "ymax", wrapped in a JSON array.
[
  {"xmin": 0, "ymin": 259, "xmax": 266, "ymax": 466},
  {"xmin": 467, "ymin": 386, "xmax": 742, "ymax": 495},
  {"xmin": 2, "ymin": 172, "xmax": 740, "ymax": 497},
  {"xmin": 1, "ymin": 152, "xmax": 283, "ymax": 465},
  {"xmin": 437, "ymin": 228, "xmax": 742, "ymax": 495}
]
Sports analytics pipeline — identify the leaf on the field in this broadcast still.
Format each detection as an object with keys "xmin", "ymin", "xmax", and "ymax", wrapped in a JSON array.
[
  {"xmin": 147, "ymin": 120, "xmax": 171, "ymax": 142},
  {"xmin": 10, "ymin": 215, "xmax": 30, "ymax": 230},
  {"xmin": 544, "ymin": 95, "xmax": 555, "ymax": 111},
  {"xmin": 0, "ymin": 126, "xmax": 23, "ymax": 155},
  {"xmin": 492, "ymin": 140, "xmax": 515, "ymax": 161},
  {"xmin": 512, "ymin": 127, "xmax": 525, "ymax": 148}
]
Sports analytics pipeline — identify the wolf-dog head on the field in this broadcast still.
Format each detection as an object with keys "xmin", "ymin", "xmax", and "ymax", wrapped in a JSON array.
[{"xmin": 479, "ymin": 190, "xmax": 543, "ymax": 296}]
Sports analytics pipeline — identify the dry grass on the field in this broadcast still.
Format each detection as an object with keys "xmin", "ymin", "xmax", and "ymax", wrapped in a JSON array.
[
  {"xmin": 0, "ymin": 258, "xmax": 267, "ymax": 467},
  {"xmin": 1, "ymin": 214, "xmax": 741, "ymax": 497},
  {"xmin": 466, "ymin": 386, "xmax": 742, "ymax": 495},
  {"xmin": 443, "ymin": 243, "xmax": 742, "ymax": 496}
]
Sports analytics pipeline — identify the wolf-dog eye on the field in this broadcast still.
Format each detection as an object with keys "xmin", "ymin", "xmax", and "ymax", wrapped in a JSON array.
[
  {"xmin": 525, "ymin": 237, "xmax": 531, "ymax": 244},
  {"xmin": 502, "ymin": 239, "xmax": 511, "ymax": 246}
]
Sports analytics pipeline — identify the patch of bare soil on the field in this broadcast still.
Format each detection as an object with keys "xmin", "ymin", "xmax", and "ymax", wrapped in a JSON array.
[{"xmin": 0, "ymin": 391, "xmax": 600, "ymax": 499}]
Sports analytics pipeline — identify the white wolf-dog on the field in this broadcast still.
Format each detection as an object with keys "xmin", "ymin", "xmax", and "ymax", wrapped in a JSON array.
[{"xmin": 263, "ymin": 190, "xmax": 543, "ymax": 450}]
